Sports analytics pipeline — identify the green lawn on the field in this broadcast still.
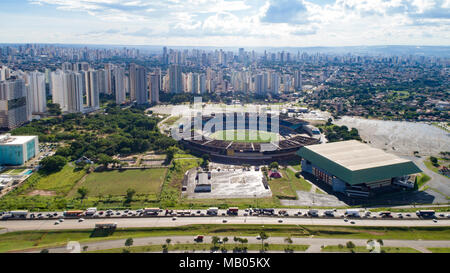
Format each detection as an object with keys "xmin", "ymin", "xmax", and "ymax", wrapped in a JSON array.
[
  {"xmin": 285, "ymin": 168, "xmax": 312, "ymax": 192},
  {"xmin": 427, "ymin": 247, "xmax": 450, "ymax": 253},
  {"xmin": 163, "ymin": 115, "xmax": 182, "ymax": 127},
  {"xmin": 1, "ymin": 225, "xmax": 449, "ymax": 253},
  {"xmin": 76, "ymin": 169, "xmax": 167, "ymax": 197},
  {"xmin": 417, "ymin": 173, "xmax": 431, "ymax": 189},
  {"xmin": 210, "ymin": 129, "xmax": 279, "ymax": 143},
  {"xmin": 322, "ymin": 245, "xmax": 420, "ymax": 253}
]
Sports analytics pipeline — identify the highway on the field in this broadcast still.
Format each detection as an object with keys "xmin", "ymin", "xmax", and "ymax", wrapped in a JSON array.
[{"xmin": 1, "ymin": 216, "xmax": 449, "ymax": 233}]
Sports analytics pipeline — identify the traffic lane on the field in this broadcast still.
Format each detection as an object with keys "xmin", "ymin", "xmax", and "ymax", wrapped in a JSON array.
[{"xmin": 1, "ymin": 217, "xmax": 449, "ymax": 232}]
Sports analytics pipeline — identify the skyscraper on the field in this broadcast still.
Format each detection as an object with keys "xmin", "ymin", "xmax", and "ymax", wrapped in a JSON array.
[
  {"xmin": 149, "ymin": 73, "xmax": 160, "ymax": 104},
  {"xmin": 128, "ymin": 63, "xmax": 137, "ymax": 102},
  {"xmin": 0, "ymin": 78, "xmax": 29, "ymax": 129},
  {"xmin": 113, "ymin": 67, "xmax": 126, "ymax": 105},
  {"xmin": 169, "ymin": 64, "xmax": 183, "ymax": 94},
  {"xmin": 26, "ymin": 71, "xmax": 47, "ymax": 114},
  {"xmin": 294, "ymin": 70, "xmax": 302, "ymax": 91},
  {"xmin": 84, "ymin": 70, "xmax": 100, "ymax": 110},
  {"xmin": 135, "ymin": 66, "xmax": 148, "ymax": 105}
]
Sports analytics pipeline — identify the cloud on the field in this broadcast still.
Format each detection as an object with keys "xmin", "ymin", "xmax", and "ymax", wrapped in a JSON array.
[{"xmin": 261, "ymin": 0, "xmax": 311, "ymax": 24}]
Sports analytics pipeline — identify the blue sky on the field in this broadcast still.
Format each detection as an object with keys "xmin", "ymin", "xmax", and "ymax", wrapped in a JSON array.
[{"xmin": 0, "ymin": 0, "xmax": 448, "ymax": 46}]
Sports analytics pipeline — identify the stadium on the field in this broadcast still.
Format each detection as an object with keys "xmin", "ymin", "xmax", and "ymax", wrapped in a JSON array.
[{"xmin": 179, "ymin": 112, "xmax": 320, "ymax": 164}]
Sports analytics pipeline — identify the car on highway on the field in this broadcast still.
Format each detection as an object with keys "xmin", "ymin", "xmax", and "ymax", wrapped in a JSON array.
[
  {"xmin": 278, "ymin": 219, "xmax": 283, "ymax": 223},
  {"xmin": 222, "ymin": 219, "xmax": 228, "ymax": 223},
  {"xmin": 350, "ymin": 221, "xmax": 355, "ymax": 224},
  {"xmin": 344, "ymin": 218, "xmax": 348, "ymax": 222},
  {"xmin": 195, "ymin": 235, "xmax": 204, "ymax": 242},
  {"xmin": 256, "ymin": 236, "xmax": 261, "ymax": 240},
  {"xmin": 439, "ymin": 214, "xmax": 445, "ymax": 217},
  {"xmin": 78, "ymin": 218, "xmax": 84, "ymax": 222},
  {"xmin": 433, "ymin": 219, "xmax": 438, "ymax": 223},
  {"xmin": 172, "ymin": 217, "xmax": 177, "ymax": 221},
  {"xmin": 54, "ymin": 221, "xmax": 59, "ymax": 225},
  {"xmin": 59, "ymin": 219, "xmax": 64, "ymax": 223}
]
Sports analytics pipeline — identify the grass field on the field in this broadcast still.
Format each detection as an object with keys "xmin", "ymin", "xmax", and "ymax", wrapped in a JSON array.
[
  {"xmin": 209, "ymin": 129, "xmax": 279, "ymax": 143},
  {"xmin": 90, "ymin": 243, "xmax": 310, "ymax": 253},
  {"xmin": 322, "ymin": 245, "xmax": 420, "ymax": 253},
  {"xmin": 427, "ymin": 247, "xmax": 450, "ymax": 253},
  {"xmin": 424, "ymin": 157, "xmax": 449, "ymax": 177},
  {"xmin": 417, "ymin": 173, "xmax": 431, "ymax": 189},
  {"xmin": 1, "ymin": 225, "xmax": 449, "ymax": 253},
  {"xmin": 75, "ymin": 169, "xmax": 167, "ymax": 197}
]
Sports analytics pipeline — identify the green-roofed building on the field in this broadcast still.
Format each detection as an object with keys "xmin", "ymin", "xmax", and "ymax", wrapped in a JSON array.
[{"xmin": 297, "ymin": 140, "xmax": 422, "ymax": 198}]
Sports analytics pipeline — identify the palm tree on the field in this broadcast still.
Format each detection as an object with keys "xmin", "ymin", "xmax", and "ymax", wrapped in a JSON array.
[{"xmin": 259, "ymin": 232, "xmax": 269, "ymax": 253}]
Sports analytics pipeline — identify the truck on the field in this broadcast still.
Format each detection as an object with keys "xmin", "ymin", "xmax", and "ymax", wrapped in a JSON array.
[
  {"xmin": 10, "ymin": 210, "xmax": 28, "ymax": 218},
  {"xmin": 144, "ymin": 208, "xmax": 160, "ymax": 216},
  {"xmin": 416, "ymin": 210, "xmax": 435, "ymax": 218},
  {"xmin": 63, "ymin": 210, "xmax": 84, "ymax": 217},
  {"xmin": 227, "ymin": 207, "xmax": 239, "ymax": 216},
  {"xmin": 95, "ymin": 223, "xmax": 117, "ymax": 229},
  {"xmin": 262, "ymin": 208, "xmax": 275, "ymax": 215},
  {"xmin": 207, "ymin": 207, "xmax": 219, "ymax": 216},
  {"xmin": 308, "ymin": 210, "xmax": 319, "ymax": 217},
  {"xmin": 379, "ymin": 211, "xmax": 393, "ymax": 218},
  {"xmin": 84, "ymin": 208, "xmax": 97, "ymax": 216},
  {"xmin": 345, "ymin": 209, "xmax": 361, "ymax": 218},
  {"xmin": 324, "ymin": 210, "xmax": 335, "ymax": 217}
]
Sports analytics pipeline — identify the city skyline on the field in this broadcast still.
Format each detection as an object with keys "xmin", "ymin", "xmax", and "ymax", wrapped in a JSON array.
[{"xmin": 0, "ymin": 0, "xmax": 449, "ymax": 47}]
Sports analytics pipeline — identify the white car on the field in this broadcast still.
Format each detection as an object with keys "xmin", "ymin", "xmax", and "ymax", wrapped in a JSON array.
[
  {"xmin": 58, "ymin": 219, "xmax": 64, "ymax": 223},
  {"xmin": 54, "ymin": 221, "xmax": 59, "ymax": 225},
  {"xmin": 78, "ymin": 218, "xmax": 85, "ymax": 222},
  {"xmin": 256, "ymin": 236, "xmax": 261, "ymax": 240},
  {"xmin": 344, "ymin": 218, "xmax": 348, "ymax": 222},
  {"xmin": 433, "ymin": 219, "xmax": 438, "ymax": 223}
]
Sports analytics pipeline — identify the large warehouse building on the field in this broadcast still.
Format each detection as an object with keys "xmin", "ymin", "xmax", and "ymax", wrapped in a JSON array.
[{"xmin": 297, "ymin": 140, "xmax": 422, "ymax": 198}]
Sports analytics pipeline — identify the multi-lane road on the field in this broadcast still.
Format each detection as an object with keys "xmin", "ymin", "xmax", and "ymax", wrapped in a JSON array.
[{"xmin": 1, "ymin": 216, "xmax": 449, "ymax": 233}]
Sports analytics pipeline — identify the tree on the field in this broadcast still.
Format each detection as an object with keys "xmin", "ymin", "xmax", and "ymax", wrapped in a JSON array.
[
  {"xmin": 211, "ymin": 236, "xmax": 220, "ymax": 246},
  {"xmin": 165, "ymin": 146, "xmax": 178, "ymax": 164},
  {"xmin": 269, "ymin": 162, "xmax": 279, "ymax": 170},
  {"xmin": 259, "ymin": 231, "xmax": 269, "ymax": 253},
  {"xmin": 97, "ymin": 154, "xmax": 114, "ymax": 168},
  {"xmin": 430, "ymin": 156, "xmax": 439, "ymax": 167},
  {"xmin": 346, "ymin": 241, "xmax": 355, "ymax": 249},
  {"xmin": 125, "ymin": 188, "xmax": 136, "ymax": 203},
  {"xmin": 223, "ymin": 237, "xmax": 229, "ymax": 246},
  {"xmin": 40, "ymin": 155, "xmax": 67, "ymax": 173},
  {"xmin": 377, "ymin": 239, "xmax": 384, "ymax": 246},
  {"xmin": 125, "ymin": 238, "xmax": 134, "ymax": 248},
  {"xmin": 77, "ymin": 187, "xmax": 89, "ymax": 200},
  {"xmin": 166, "ymin": 238, "xmax": 172, "ymax": 245}
]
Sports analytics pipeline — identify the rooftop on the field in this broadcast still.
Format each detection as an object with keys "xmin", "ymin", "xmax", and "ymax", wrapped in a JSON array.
[
  {"xmin": 0, "ymin": 134, "xmax": 37, "ymax": 145},
  {"xmin": 298, "ymin": 140, "xmax": 422, "ymax": 185},
  {"xmin": 304, "ymin": 140, "xmax": 410, "ymax": 171}
]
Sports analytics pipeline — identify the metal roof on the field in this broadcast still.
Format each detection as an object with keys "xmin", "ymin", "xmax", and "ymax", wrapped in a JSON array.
[{"xmin": 297, "ymin": 140, "xmax": 422, "ymax": 185}]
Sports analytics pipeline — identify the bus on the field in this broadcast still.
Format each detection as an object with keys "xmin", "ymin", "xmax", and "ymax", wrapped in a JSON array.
[
  {"xmin": 416, "ymin": 210, "xmax": 435, "ymax": 218},
  {"xmin": 144, "ymin": 208, "xmax": 160, "ymax": 216},
  {"xmin": 63, "ymin": 211, "xmax": 84, "ymax": 217}
]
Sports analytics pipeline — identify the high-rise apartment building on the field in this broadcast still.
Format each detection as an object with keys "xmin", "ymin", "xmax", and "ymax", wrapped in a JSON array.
[{"xmin": 0, "ymin": 78, "xmax": 29, "ymax": 129}]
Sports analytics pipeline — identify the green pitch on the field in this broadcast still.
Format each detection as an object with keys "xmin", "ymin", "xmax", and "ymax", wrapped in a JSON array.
[{"xmin": 209, "ymin": 129, "xmax": 279, "ymax": 143}]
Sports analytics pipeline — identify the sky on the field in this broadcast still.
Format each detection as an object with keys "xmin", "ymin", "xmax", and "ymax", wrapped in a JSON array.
[{"xmin": 0, "ymin": 0, "xmax": 449, "ymax": 47}]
